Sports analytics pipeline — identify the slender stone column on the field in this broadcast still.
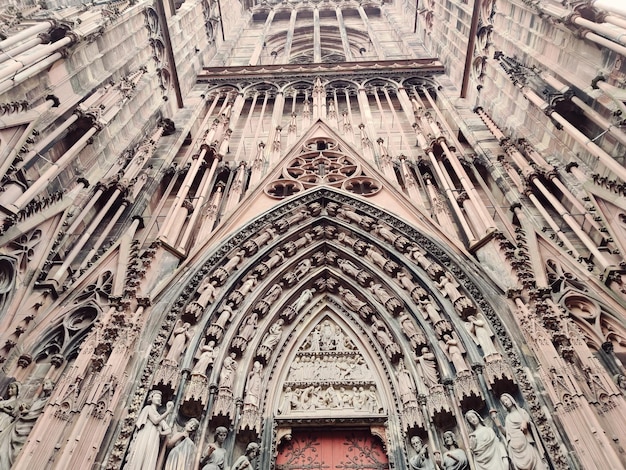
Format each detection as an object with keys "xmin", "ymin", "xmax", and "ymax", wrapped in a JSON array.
[
  {"xmin": 335, "ymin": 7, "xmax": 353, "ymax": 61},
  {"xmin": 51, "ymin": 182, "xmax": 125, "ymax": 283},
  {"xmin": 249, "ymin": 10, "xmax": 275, "ymax": 65},
  {"xmin": 0, "ymin": 51, "xmax": 65, "ymax": 95},
  {"xmin": 283, "ymin": 9, "xmax": 297, "ymax": 64},
  {"xmin": 0, "ymin": 21, "xmax": 53, "ymax": 51},
  {"xmin": 571, "ymin": 14, "xmax": 626, "ymax": 47},
  {"xmin": 522, "ymin": 88, "xmax": 626, "ymax": 182},
  {"xmin": 9, "ymin": 124, "xmax": 98, "ymax": 211},
  {"xmin": 314, "ymin": 8, "xmax": 321, "ymax": 63},
  {"xmin": 0, "ymin": 36, "xmax": 73, "ymax": 82},
  {"xmin": 358, "ymin": 6, "xmax": 385, "ymax": 59},
  {"xmin": 177, "ymin": 156, "xmax": 220, "ymax": 250},
  {"xmin": 0, "ymin": 36, "xmax": 45, "ymax": 65},
  {"xmin": 15, "ymin": 114, "xmax": 79, "ymax": 173},
  {"xmin": 0, "ymin": 96, "xmax": 57, "ymax": 179},
  {"xmin": 161, "ymin": 150, "xmax": 208, "ymax": 242}
]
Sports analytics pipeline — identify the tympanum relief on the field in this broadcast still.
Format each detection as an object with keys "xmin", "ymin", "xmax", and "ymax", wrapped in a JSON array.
[{"xmin": 277, "ymin": 318, "xmax": 383, "ymax": 417}]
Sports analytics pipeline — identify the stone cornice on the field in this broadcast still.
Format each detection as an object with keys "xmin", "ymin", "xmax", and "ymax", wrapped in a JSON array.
[{"xmin": 198, "ymin": 58, "xmax": 444, "ymax": 84}]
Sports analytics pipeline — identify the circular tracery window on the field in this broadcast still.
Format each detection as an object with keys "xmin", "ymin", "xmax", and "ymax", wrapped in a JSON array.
[{"xmin": 265, "ymin": 138, "xmax": 381, "ymax": 198}]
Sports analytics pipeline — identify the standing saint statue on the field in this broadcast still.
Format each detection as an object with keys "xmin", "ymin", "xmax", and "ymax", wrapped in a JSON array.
[
  {"xmin": 124, "ymin": 390, "xmax": 174, "ymax": 470},
  {"xmin": 0, "ymin": 379, "xmax": 53, "ymax": 470},
  {"xmin": 465, "ymin": 314, "xmax": 498, "ymax": 357},
  {"xmin": 201, "ymin": 427, "xmax": 228, "ymax": 470},
  {"xmin": 164, "ymin": 418, "xmax": 199, "ymax": 470},
  {"xmin": 499, "ymin": 394, "xmax": 546, "ymax": 470},
  {"xmin": 465, "ymin": 410, "xmax": 508, "ymax": 470}
]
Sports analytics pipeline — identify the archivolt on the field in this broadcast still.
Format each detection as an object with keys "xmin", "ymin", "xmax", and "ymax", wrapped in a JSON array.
[{"xmin": 117, "ymin": 187, "xmax": 560, "ymax": 467}]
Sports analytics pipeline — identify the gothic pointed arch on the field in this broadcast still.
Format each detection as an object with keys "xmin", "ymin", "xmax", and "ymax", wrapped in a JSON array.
[{"xmin": 113, "ymin": 186, "xmax": 565, "ymax": 469}]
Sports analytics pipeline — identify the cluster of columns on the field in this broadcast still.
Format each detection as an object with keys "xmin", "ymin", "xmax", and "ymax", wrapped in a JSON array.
[{"xmin": 256, "ymin": 3, "xmax": 385, "ymax": 65}]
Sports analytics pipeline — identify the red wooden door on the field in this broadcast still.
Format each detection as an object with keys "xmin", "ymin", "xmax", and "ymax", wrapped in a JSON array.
[{"xmin": 276, "ymin": 429, "xmax": 389, "ymax": 469}]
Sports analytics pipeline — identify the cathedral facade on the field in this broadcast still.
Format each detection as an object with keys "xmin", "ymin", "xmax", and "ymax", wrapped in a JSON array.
[{"xmin": 0, "ymin": 0, "xmax": 625, "ymax": 468}]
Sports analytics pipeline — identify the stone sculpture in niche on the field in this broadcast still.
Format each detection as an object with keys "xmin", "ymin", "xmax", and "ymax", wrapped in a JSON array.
[
  {"xmin": 212, "ymin": 353, "xmax": 238, "ymax": 418},
  {"xmin": 409, "ymin": 435, "xmax": 436, "ymax": 470},
  {"xmin": 232, "ymin": 442, "xmax": 260, "ymax": 470},
  {"xmin": 164, "ymin": 418, "xmax": 199, "ymax": 470},
  {"xmin": 0, "ymin": 382, "xmax": 20, "ymax": 434},
  {"xmin": 240, "ymin": 361, "xmax": 264, "ymax": 431},
  {"xmin": 185, "ymin": 277, "xmax": 219, "ymax": 320},
  {"xmin": 164, "ymin": 321, "xmax": 193, "ymax": 363},
  {"xmin": 398, "ymin": 312, "xmax": 427, "ymax": 351},
  {"xmin": 465, "ymin": 314, "xmax": 498, "ymax": 357},
  {"xmin": 441, "ymin": 333, "xmax": 469, "ymax": 374},
  {"xmin": 436, "ymin": 431, "xmax": 469, "ymax": 470},
  {"xmin": 465, "ymin": 410, "xmax": 509, "ymax": 470},
  {"xmin": 232, "ymin": 312, "xmax": 258, "ymax": 352},
  {"xmin": 256, "ymin": 319, "xmax": 284, "ymax": 362},
  {"xmin": 396, "ymin": 359, "xmax": 418, "ymax": 408},
  {"xmin": 416, "ymin": 346, "xmax": 440, "ymax": 389},
  {"xmin": 370, "ymin": 317, "xmax": 401, "ymax": 361},
  {"xmin": 0, "ymin": 379, "xmax": 53, "ymax": 469},
  {"xmin": 201, "ymin": 426, "xmax": 228, "ymax": 470},
  {"xmin": 191, "ymin": 339, "xmax": 218, "ymax": 377},
  {"xmin": 124, "ymin": 389, "xmax": 173, "ymax": 470},
  {"xmin": 497, "ymin": 394, "xmax": 546, "ymax": 470}
]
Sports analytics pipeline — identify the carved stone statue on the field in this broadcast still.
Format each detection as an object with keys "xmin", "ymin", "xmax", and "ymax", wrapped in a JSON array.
[
  {"xmin": 164, "ymin": 321, "xmax": 193, "ymax": 364},
  {"xmin": 201, "ymin": 427, "xmax": 228, "ymax": 470},
  {"xmin": 441, "ymin": 334, "xmax": 468, "ymax": 373},
  {"xmin": 465, "ymin": 410, "xmax": 509, "ymax": 470},
  {"xmin": 243, "ymin": 361, "xmax": 264, "ymax": 409},
  {"xmin": 191, "ymin": 339, "xmax": 218, "ymax": 377},
  {"xmin": 465, "ymin": 314, "xmax": 498, "ymax": 357},
  {"xmin": 0, "ymin": 379, "xmax": 53, "ymax": 469},
  {"xmin": 371, "ymin": 317, "xmax": 401, "ymax": 360},
  {"xmin": 409, "ymin": 435, "xmax": 436, "ymax": 470},
  {"xmin": 398, "ymin": 313, "xmax": 427, "ymax": 350},
  {"xmin": 436, "ymin": 431, "xmax": 469, "ymax": 470},
  {"xmin": 499, "ymin": 394, "xmax": 546, "ymax": 470},
  {"xmin": 124, "ymin": 390, "xmax": 174, "ymax": 470},
  {"xmin": 416, "ymin": 346, "xmax": 440, "ymax": 388},
  {"xmin": 164, "ymin": 418, "xmax": 199, "ymax": 470},
  {"xmin": 0, "ymin": 382, "xmax": 20, "ymax": 434},
  {"xmin": 257, "ymin": 319, "xmax": 284, "ymax": 361},
  {"xmin": 232, "ymin": 442, "xmax": 260, "ymax": 470},
  {"xmin": 294, "ymin": 288, "xmax": 315, "ymax": 312},
  {"xmin": 396, "ymin": 359, "xmax": 418, "ymax": 407},
  {"xmin": 218, "ymin": 353, "xmax": 238, "ymax": 391}
]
